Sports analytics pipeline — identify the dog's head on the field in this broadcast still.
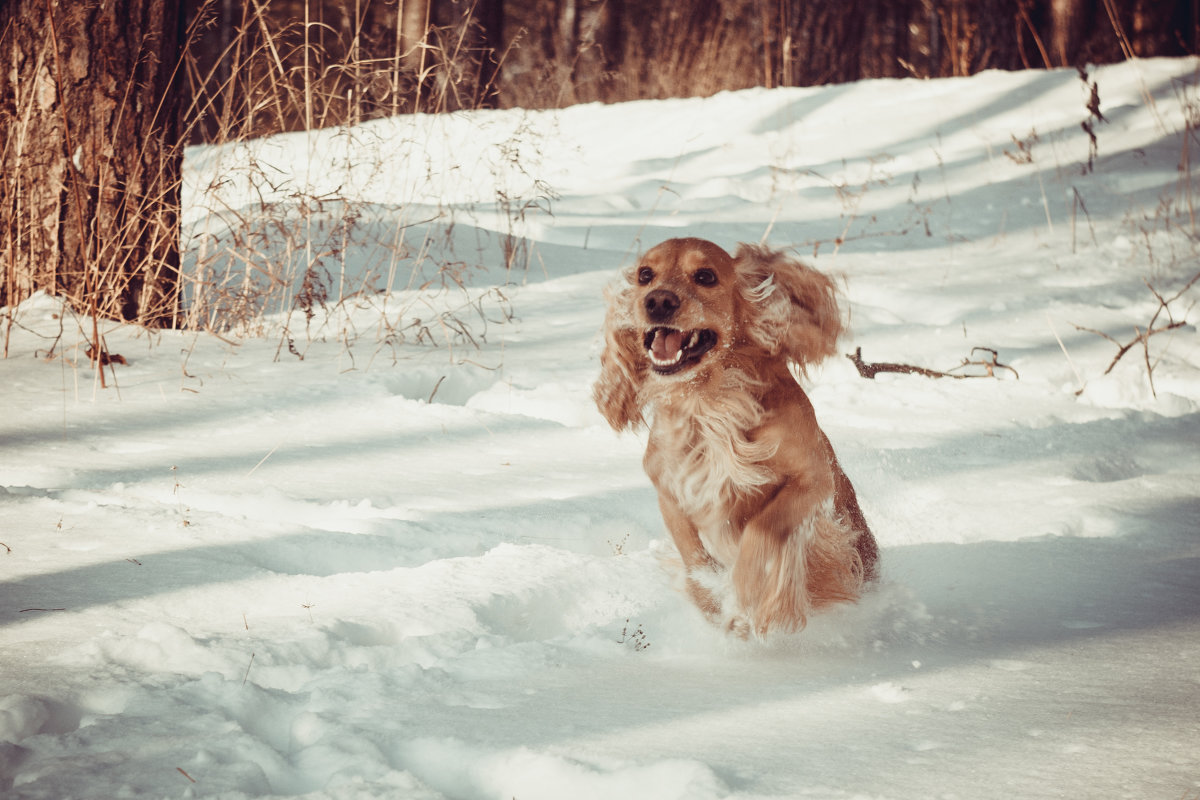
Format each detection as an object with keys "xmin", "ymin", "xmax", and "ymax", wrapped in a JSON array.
[
  {"xmin": 631, "ymin": 237, "xmax": 737, "ymax": 378},
  {"xmin": 594, "ymin": 237, "xmax": 844, "ymax": 430}
]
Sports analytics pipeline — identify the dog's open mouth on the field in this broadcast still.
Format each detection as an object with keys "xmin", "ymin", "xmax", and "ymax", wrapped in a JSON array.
[{"xmin": 643, "ymin": 327, "xmax": 717, "ymax": 375}]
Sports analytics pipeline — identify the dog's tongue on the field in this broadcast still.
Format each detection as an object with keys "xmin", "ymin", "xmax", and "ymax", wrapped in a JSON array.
[{"xmin": 651, "ymin": 329, "xmax": 684, "ymax": 360}]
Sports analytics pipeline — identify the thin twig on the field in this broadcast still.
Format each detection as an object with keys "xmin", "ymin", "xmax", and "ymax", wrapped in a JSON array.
[
  {"xmin": 1073, "ymin": 270, "xmax": 1198, "ymax": 396},
  {"xmin": 1046, "ymin": 313, "xmax": 1086, "ymax": 393},
  {"xmin": 242, "ymin": 652, "xmax": 256, "ymax": 686}
]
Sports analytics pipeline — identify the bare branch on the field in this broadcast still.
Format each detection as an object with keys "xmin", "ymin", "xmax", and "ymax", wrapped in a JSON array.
[
  {"xmin": 847, "ymin": 347, "xmax": 1018, "ymax": 380},
  {"xmin": 1074, "ymin": 270, "xmax": 1198, "ymax": 394}
]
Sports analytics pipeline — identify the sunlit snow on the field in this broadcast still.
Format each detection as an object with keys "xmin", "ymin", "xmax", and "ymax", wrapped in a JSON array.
[{"xmin": 2, "ymin": 58, "xmax": 1199, "ymax": 799}]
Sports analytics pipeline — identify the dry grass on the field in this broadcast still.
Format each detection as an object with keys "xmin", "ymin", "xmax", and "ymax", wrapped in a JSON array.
[
  {"xmin": 2, "ymin": 0, "xmax": 539, "ymax": 371},
  {"xmin": 179, "ymin": 0, "xmax": 538, "ymax": 362},
  {"xmin": 2, "ymin": 0, "xmax": 1195, "ymax": 372}
]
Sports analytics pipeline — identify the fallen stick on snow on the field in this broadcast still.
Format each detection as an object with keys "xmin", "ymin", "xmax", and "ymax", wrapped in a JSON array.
[{"xmin": 847, "ymin": 347, "xmax": 1019, "ymax": 380}]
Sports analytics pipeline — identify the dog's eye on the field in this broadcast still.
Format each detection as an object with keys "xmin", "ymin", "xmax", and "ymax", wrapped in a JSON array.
[
  {"xmin": 637, "ymin": 267, "xmax": 654, "ymax": 285},
  {"xmin": 693, "ymin": 268, "xmax": 718, "ymax": 287}
]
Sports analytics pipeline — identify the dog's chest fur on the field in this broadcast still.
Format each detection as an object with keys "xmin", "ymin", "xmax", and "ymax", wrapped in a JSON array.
[{"xmin": 645, "ymin": 381, "xmax": 781, "ymax": 561}]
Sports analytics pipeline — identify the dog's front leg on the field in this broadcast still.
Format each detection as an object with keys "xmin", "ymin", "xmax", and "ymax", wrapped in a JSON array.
[
  {"xmin": 732, "ymin": 477, "xmax": 863, "ymax": 637},
  {"xmin": 655, "ymin": 493, "xmax": 726, "ymax": 621}
]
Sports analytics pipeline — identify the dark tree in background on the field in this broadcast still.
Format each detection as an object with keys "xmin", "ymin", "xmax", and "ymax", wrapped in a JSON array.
[
  {"xmin": 173, "ymin": 0, "xmax": 1198, "ymax": 141},
  {"xmin": 1, "ymin": 0, "xmax": 1194, "ymax": 348},
  {"xmin": 499, "ymin": 0, "xmax": 1197, "ymax": 106},
  {"xmin": 0, "ymin": 0, "xmax": 184, "ymax": 329}
]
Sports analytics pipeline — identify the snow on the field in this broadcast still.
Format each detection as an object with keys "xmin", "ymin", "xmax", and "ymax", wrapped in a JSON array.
[{"xmin": 3, "ymin": 58, "xmax": 1200, "ymax": 799}]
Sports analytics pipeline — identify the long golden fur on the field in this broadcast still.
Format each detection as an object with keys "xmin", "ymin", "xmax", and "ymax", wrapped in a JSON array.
[{"xmin": 593, "ymin": 237, "xmax": 879, "ymax": 637}]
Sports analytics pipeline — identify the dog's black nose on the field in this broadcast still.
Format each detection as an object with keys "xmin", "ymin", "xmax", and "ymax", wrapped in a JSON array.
[{"xmin": 644, "ymin": 289, "xmax": 680, "ymax": 322}]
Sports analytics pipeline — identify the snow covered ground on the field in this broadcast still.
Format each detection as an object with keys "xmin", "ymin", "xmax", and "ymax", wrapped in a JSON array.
[{"xmin": 2, "ymin": 58, "xmax": 1199, "ymax": 799}]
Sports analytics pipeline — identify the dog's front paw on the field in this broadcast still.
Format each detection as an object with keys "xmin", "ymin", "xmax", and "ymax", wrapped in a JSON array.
[
  {"xmin": 725, "ymin": 614, "xmax": 752, "ymax": 639},
  {"xmin": 685, "ymin": 576, "xmax": 723, "ymax": 621}
]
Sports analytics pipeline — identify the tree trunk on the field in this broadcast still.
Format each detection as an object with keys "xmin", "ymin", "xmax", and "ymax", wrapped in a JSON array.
[
  {"xmin": 1050, "ymin": 0, "xmax": 1084, "ymax": 65},
  {"xmin": 473, "ymin": 0, "xmax": 505, "ymax": 108},
  {"xmin": 1, "ymin": 0, "xmax": 183, "ymax": 329},
  {"xmin": 555, "ymin": 0, "xmax": 580, "ymax": 75},
  {"xmin": 399, "ymin": 0, "xmax": 431, "ymax": 73}
]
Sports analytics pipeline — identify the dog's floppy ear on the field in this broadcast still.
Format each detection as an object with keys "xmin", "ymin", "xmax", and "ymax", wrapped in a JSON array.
[
  {"xmin": 734, "ymin": 243, "xmax": 844, "ymax": 369},
  {"xmin": 593, "ymin": 279, "xmax": 647, "ymax": 431}
]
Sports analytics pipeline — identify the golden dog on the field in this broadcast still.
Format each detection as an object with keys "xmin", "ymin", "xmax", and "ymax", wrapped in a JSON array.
[{"xmin": 594, "ymin": 238, "xmax": 878, "ymax": 636}]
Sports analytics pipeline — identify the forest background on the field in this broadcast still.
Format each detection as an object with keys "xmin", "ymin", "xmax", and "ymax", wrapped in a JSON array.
[{"xmin": 0, "ymin": 0, "xmax": 1196, "ymax": 345}]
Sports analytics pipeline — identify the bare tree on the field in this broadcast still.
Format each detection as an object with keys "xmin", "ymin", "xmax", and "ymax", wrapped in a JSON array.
[
  {"xmin": 1, "ymin": 0, "xmax": 184, "ymax": 339},
  {"xmin": 399, "ymin": 0, "xmax": 432, "ymax": 73}
]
